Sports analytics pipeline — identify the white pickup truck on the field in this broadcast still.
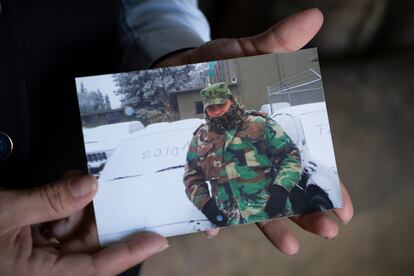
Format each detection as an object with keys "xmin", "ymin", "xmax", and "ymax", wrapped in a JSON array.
[
  {"xmin": 83, "ymin": 120, "xmax": 145, "ymax": 175},
  {"xmin": 94, "ymin": 119, "xmax": 214, "ymax": 245}
]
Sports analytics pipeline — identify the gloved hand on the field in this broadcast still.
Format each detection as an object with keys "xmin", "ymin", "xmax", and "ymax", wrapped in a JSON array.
[
  {"xmin": 264, "ymin": 185, "xmax": 289, "ymax": 218},
  {"xmin": 289, "ymin": 171, "xmax": 309, "ymax": 214},
  {"xmin": 202, "ymin": 199, "xmax": 228, "ymax": 227},
  {"xmin": 306, "ymin": 184, "xmax": 334, "ymax": 212}
]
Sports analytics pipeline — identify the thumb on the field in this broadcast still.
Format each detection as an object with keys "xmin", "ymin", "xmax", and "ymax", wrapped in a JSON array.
[
  {"xmin": 166, "ymin": 8, "xmax": 324, "ymax": 66},
  {"xmin": 240, "ymin": 7, "xmax": 324, "ymax": 54},
  {"xmin": 0, "ymin": 175, "xmax": 97, "ymax": 233}
]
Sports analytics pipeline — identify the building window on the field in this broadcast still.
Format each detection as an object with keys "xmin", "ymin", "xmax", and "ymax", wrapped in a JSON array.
[{"xmin": 194, "ymin": 101, "xmax": 204, "ymax": 114}]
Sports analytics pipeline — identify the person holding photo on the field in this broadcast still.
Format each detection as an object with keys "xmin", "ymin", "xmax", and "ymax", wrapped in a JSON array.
[{"xmin": 0, "ymin": 0, "xmax": 353, "ymax": 274}]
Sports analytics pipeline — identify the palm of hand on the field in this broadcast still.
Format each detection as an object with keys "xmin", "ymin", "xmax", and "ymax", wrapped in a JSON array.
[{"xmin": 155, "ymin": 8, "xmax": 353, "ymax": 256}]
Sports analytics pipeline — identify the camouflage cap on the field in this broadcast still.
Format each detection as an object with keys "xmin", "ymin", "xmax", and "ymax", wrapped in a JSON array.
[{"xmin": 200, "ymin": 82, "xmax": 232, "ymax": 108}]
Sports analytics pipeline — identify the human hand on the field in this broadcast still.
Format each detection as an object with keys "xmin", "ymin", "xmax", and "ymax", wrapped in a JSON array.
[
  {"xmin": 155, "ymin": 7, "xmax": 354, "ymax": 253},
  {"xmin": 155, "ymin": 8, "xmax": 324, "ymax": 67},
  {"xmin": 0, "ymin": 174, "xmax": 168, "ymax": 275},
  {"xmin": 259, "ymin": 181, "xmax": 353, "ymax": 255}
]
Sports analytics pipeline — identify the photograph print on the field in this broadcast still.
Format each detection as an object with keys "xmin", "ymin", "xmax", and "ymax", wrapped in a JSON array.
[{"xmin": 75, "ymin": 47, "xmax": 342, "ymax": 245}]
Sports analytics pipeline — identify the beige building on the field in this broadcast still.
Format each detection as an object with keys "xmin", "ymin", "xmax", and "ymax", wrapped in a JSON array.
[{"xmin": 170, "ymin": 48, "xmax": 322, "ymax": 119}]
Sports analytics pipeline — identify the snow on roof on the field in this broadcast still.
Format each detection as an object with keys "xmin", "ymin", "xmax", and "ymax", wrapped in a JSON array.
[
  {"xmin": 83, "ymin": 121, "xmax": 144, "ymax": 143},
  {"xmin": 276, "ymin": 102, "xmax": 326, "ymax": 115},
  {"xmin": 130, "ymin": 118, "xmax": 204, "ymax": 138}
]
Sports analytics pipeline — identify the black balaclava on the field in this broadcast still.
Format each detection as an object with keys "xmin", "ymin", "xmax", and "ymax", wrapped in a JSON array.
[{"xmin": 206, "ymin": 98, "xmax": 247, "ymax": 134}]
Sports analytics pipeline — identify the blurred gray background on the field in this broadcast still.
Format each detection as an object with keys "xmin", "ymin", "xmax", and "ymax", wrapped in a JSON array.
[{"xmin": 142, "ymin": 1, "xmax": 414, "ymax": 275}]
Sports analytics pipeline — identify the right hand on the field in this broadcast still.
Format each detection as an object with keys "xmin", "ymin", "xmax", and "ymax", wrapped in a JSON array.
[
  {"xmin": 0, "ymin": 174, "xmax": 168, "ymax": 275},
  {"xmin": 157, "ymin": 8, "xmax": 354, "ymax": 253}
]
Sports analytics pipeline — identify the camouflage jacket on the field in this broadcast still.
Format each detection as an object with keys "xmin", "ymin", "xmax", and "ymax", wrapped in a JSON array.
[{"xmin": 183, "ymin": 111, "xmax": 302, "ymax": 224}]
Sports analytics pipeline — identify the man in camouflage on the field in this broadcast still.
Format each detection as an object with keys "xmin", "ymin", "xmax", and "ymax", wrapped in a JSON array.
[{"xmin": 183, "ymin": 82, "xmax": 302, "ymax": 226}]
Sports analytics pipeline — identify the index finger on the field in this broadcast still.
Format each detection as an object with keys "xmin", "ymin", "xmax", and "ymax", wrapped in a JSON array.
[
  {"xmin": 333, "ymin": 181, "xmax": 354, "ymax": 224},
  {"xmin": 91, "ymin": 232, "xmax": 168, "ymax": 275}
]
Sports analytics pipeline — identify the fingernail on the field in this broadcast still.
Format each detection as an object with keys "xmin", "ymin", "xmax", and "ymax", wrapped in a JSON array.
[
  {"xmin": 330, "ymin": 234, "xmax": 339, "ymax": 241},
  {"xmin": 69, "ymin": 176, "xmax": 97, "ymax": 198},
  {"xmin": 157, "ymin": 243, "xmax": 170, "ymax": 253}
]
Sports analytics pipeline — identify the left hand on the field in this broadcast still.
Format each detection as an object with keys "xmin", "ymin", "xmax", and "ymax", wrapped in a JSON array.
[
  {"xmin": 201, "ymin": 199, "xmax": 228, "ymax": 227},
  {"xmin": 0, "ymin": 173, "xmax": 168, "ymax": 275},
  {"xmin": 155, "ymin": 8, "xmax": 354, "ymax": 254}
]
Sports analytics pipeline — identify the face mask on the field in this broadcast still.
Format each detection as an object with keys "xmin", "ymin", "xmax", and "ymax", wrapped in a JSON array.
[{"xmin": 206, "ymin": 101, "xmax": 246, "ymax": 134}]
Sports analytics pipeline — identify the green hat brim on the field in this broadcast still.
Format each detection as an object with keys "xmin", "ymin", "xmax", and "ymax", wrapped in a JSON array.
[{"xmin": 204, "ymin": 98, "xmax": 229, "ymax": 109}]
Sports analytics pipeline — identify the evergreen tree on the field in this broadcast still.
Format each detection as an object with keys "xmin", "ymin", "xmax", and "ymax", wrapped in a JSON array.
[
  {"xmin": 77, "ymin": 86, "xmax": 107, "ymax": 114},
  {"xmin": 104, "ymin": 94, "xmax": 112, "ymax": 110},
  {"xmin": 78, "ymin": 82, "xmax": 88, "ymax": 94},
  {"xmin": 112, "ymin": 63, "xmax": 209, "ymax": 124}
]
